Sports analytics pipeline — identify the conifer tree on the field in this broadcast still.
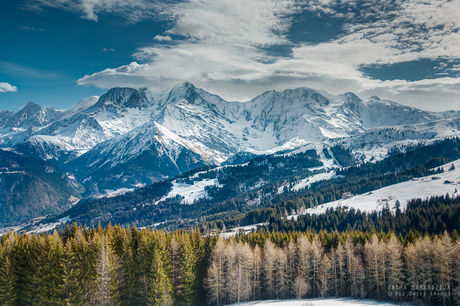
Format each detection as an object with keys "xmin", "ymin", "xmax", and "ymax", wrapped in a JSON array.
[
  {"xmin": 310, "ymin": 236, "xmax": 324, "ymax": 297},
  {"xmin": 432, "ymin": 232, "xmax": 453, "ymax": 306},
  {"xmin": 262, "ymin": 240, "xmax": 277, "ymax": 299},
  {"xmin": 148, "ymin": 249, "xmax": 173, "ymax": 306},
  {"xmin": 293, "ymin": 276, "xmax": 308, "ymax": 300},
  {"xmin": 119, "ymin": 229, "xmax": 139, "ymax": 306},
  {"xmin": 177, "ymin": 235, "xmax": 197, "ymax": 305},
  {"xmin": 349, "ymin": 252, "xmax": 365, "ymax": 299},
  {"xmin": 0, "ymin": 246, "xmax": 16, "ymax": 306},
  {"xmin": 59, "ymin": 241, "xmax": 83, "ymax": 306},
  {"xmin": 94, "ymin": 236, "xmax": 121, "ymax": 306},
  {"xmin": 296, "ymin": 235, "xmax": 311, "ymax": 296},
  {"xmin": 205, "ymin": 239, "xmax": 226, "ymax": 305},
  {"xmin": 252, "ymin": 244, "xmax": 262, "ymax": 300},
  {"xmin": 224, "ymin": 242, "xmax": 236, "ymax": 303},
  {"xmin": 229, "ymin": 264, "xmax": 251, "ymax": 304},
  {"xmin": 335, "ymin": 242, "xmax": 346, "ymax": 297},
  {"xmin": 318, "ymin": 253, "xmax": 332, "ymax": 298},
  {"xmin": 137, "ymin": 235, "xmax": 153, "ymax": 304},
  {"xmin": 34, "ymin": 231, "xmax": 64, "ymax": 306},
  {"xmin": 170, "ymin": 235, "xmax": 181, "ymax": 297},
  {"xmin": 452, "ymin": 239, "xmax": 460, "ymax": 304},
  {"xmin": 364, "ymin": 234, "xmax": 386, "ymax": 299},
  {"xmin": 275, "ymin": 247, "xmax": 288, "ymax": 299},
  {"xmin": 284, "ymin": 241, "xmax": 296, "ymax": 298},
  {"xmin": 385, "ymin": 235, "xmax": 404, "ymax": 302}
]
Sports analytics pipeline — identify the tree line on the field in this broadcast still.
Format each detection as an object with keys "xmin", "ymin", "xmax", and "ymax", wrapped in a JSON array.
[
  {"xmin": 1, "ymin": 225, "xmax": 460, "ymax": 305},
  {"xmin": 267, "ymin": 194, "xmax": 460, "ymax": 236}
]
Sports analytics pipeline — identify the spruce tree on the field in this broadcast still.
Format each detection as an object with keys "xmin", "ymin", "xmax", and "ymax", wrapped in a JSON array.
[
  {"xmin": 94, "ymin": 236, "xmax": 121, "ymax": 306},
  {"xmin": 59, "ymin": 241, "xmax": 84, "ymax": 306},
  {"xmin": 0, "ymin": 254, "xmax": 16, "ymax": 306},
  {"xmin": 177, "ymin": 235, "xmax": 197, "ymax": 305},
  {"xmin": 148, "ymin": 249, "xmax": 173, "ymax": 306}
]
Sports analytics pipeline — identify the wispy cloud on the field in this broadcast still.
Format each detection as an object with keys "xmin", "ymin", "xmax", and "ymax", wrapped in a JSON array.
[
  {"xmin": 0, "ymin": 61, "xmax": 58, "ymax": 79},
  {"xmin": 33, "ymin": 0, "xmax": 460, "ymax": 110},
  {"xmin": 22, "ymin": 0, "xmax": 176, "ymax": 22},
  {"xmin": 102, "ymin": 47, "xmax": 115, "ymax": 52},
  {"xmin": 0, "ymin": 82, "xmax": 17, "ymax": 93},
  {"xmin": 20, "ymin": 26, "xmax": 44, "ymax": 31}
]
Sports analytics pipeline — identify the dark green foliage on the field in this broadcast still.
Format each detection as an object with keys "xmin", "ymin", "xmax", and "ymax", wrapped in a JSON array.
[
  {"xmin": 330, "ymin": 145, "xmax": 355, "ymax": 167},
  {"xmin": 267, "ymin": 194, "xmax": 460, "ymax": 237}
]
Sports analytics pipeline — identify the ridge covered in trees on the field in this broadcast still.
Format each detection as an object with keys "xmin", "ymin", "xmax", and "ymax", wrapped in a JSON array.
[
  {"xmin": 38, "ymin": 138, "xmax": 460, "ymax": 232},
  {"xmin": 1, "ymin": 225, "xmax": 460, "ymax": 305}
]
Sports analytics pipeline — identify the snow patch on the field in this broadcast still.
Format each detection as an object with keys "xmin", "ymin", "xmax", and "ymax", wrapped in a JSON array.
[{"xmin": 157, "ymin": 178, "xmax": 223, "ymax": 204}]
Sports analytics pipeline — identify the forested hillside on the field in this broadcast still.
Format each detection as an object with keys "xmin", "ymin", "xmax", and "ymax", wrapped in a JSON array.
[
  {"xmin": 38, "ymin": 138, "xmax": 460, "ymax": 232},
  {"xmin": 1, "ymin": 224, "xmax": 459, "ymax": 306}
]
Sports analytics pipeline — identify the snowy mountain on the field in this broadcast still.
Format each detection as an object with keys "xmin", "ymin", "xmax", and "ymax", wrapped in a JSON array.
[
  {"xmin": 66, "ymin": 121, "xmax": 216, "ymax": 194},
  {"xmin": 2, "ymin": 82, "xmax": 460, "ymax": 194}
]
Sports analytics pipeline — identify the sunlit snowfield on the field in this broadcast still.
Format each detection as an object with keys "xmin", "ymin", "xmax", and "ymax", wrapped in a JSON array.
[{"xmin": 226, "ymin": 298, "xmax": 402, "ymax": 306}]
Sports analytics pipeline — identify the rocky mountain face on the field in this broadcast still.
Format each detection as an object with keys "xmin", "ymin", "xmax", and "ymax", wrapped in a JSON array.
[
  {"xmin": 66, "ymin": 122, "xmax": 216, "ymax": 194},
  {"xmin": 2, "ymin": 82, "xmax": 460, "ymax": 200}
]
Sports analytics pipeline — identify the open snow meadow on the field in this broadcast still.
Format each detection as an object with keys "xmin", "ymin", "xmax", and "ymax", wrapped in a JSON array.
[
  {"xmin": 290, "ymin": 158, "xmax": 460, "ymax": 217},
  {"xmin": 226, "ymin": 298, "xmax": 404, "ymax": 306}
]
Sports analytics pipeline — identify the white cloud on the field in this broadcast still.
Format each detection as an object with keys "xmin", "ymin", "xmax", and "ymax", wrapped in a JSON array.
[
  {"xmin": 102, "ymin": 47, "xmax": 115, "ymax": 52},
  {"xmin": 23, "ymin": 0, "xmax": 173, "ymax": 22},
  {"xmin": 74, "ymin": 0, "xmax": 460, "ymax": 111},
  {"xmin": 153, "ymin": 35, "xmax": 172, "ymax": 41},
  {"xmin": 0, "ymin": 82, "xmax": 18, "ymax": 93}
]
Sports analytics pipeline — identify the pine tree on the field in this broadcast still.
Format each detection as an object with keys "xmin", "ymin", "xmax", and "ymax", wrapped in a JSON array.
[
  {"xmin": 34, "ymin": 232, "xmax": 64, "ymax": 306},
  {"xmin": 148, "ymin": 250, "xmax": 173, "ymax": 306},
  {"xmin": 170, "ymin": 235, "xmax": 181, "ymax": 298},
  {"xmin": 94, "ymin": 236, "xmax": 121, "ymax": 306},
  {"xmin": 177, "ymin": 235, "xmax": 197, "ymax": 305},
  {"xmin": 137, "ymin": 235, "xmax": 153, "ymax": 304},
  {"xmin": 0, "ymin": 253, "xmax": 16, "ymax": 306},
  {"xmin": 59, "ymin": 241, "xmax": 84, "ymax": 306}
]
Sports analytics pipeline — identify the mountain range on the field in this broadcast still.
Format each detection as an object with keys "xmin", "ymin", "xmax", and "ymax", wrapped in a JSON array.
[{"xmin": 2, "ymin": 81, "xmax": 460, "ymax": 225}]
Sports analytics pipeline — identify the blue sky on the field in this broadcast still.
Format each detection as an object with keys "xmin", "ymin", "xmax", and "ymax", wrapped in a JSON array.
[{"xmin": 1, "ymin": 0, "xmax": 460, "ymax": 111}]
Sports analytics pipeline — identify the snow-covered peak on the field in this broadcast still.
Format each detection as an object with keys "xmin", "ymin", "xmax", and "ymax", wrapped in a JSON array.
[
  {"xmin": 72, "ymin": 96, "xmax": 99, "ymax": 112},
  {"xmin": 87, "ymin": 87, "xmax": 154, "ymax": 112}
]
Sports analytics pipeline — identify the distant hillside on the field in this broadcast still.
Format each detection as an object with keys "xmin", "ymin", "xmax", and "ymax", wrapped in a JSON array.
[{"xmin": 0, "ymin": 149, "xmax": 83, "ymax": 225}]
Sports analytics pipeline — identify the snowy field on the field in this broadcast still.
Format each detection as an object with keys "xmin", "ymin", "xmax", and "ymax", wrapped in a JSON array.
[
  {"xmin": 157, "ymin": 178, "xmax": 223, "ymax": 204},
  {"xmin": 226, "ymin": 298, "xmax": 403, "ymax": 306},
  {"xmin": 295, "ymin": 159, "xmax": 460, "ymax": 217}
]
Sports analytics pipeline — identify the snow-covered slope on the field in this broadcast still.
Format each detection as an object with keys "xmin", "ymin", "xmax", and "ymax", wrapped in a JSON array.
[
  {"xmin": 67, "ymin": 121, "xmax": 215, "ymax": 194},
  {"xmin": 289, "ymin": 159, "xmax": 460, "ymax": 217},
  {"xmin": 226, "ymin": 298, "xmax": 400, "ymax": 306},
  {"xmin": 2, "ymin": 82, "xmax": 460, "ymax": 193}
]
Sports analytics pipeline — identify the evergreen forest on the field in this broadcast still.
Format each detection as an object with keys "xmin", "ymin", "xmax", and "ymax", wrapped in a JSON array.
[{"xmin": 1, "ymin": 223, "xmax": 459, "ymax": 305}]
